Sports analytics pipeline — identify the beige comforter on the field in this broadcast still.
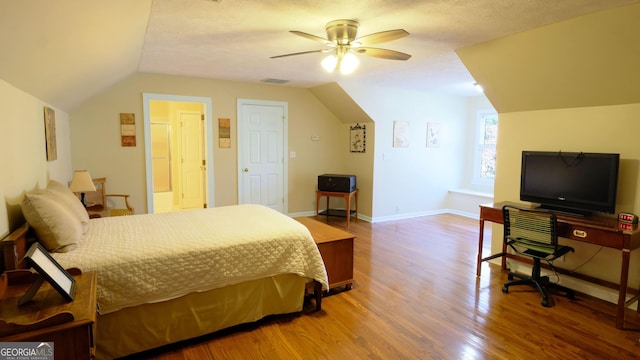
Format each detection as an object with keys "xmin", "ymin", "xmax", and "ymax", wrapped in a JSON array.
[{"xmin": 51, "ymin": 204, "xmax": 328, "ymax": 314}]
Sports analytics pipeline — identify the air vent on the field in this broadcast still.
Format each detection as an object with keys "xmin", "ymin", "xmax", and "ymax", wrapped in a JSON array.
[{"xmin": 261, "ymin": 78, "xmax": 290, "ymax": 84}]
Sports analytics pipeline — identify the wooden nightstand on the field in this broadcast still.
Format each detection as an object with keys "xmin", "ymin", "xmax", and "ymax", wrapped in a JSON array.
[{"xmin": 0, "ymin": 269, "xmax": 98, "ymax": 359}]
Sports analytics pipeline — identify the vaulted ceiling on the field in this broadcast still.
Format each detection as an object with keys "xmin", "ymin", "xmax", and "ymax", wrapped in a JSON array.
[{"xmin": 1, "ymin": 0, "xmax": 636, "ymax": 112}]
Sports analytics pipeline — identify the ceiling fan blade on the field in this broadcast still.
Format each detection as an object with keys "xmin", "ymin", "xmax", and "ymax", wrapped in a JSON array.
[
  {"xmin": 270, "ymin": 49, "xmax": 330, "ymax": 59},
  {"xmin": 290, "ymin": 31, "xmax": 333, "ymax": 45},
  {"xmin": 355, "ymin": 47, "xmax": 412, "ymax": 60},
  {"xmin": 355, "ymin": 29, "xmax": 409, "ymax": 46}
]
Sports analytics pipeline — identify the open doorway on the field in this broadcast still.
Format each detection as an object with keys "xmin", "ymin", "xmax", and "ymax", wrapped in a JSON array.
[{"xmin": 143, "ymin": 93, "xmax": 214, "ymax": 213}]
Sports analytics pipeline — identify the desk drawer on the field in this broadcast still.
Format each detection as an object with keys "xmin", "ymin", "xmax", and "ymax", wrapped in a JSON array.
[{"xmin": 558, "ymin": 223, "xmax": 622, "ymax": 248}]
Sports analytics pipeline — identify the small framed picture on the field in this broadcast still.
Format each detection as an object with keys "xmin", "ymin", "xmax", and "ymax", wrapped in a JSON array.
[
  {"xmin": 393, "ymin": 121, "xmax": 409, "ymax": 148},
  {"xmin": 350, "ymin": 124, "xmax": 366, "ymax": 153},
  {"xmin": 427, "ymin": 122, "xmax": 441, "ymax": 148},
  {"xmin": 23, "ymin": 243, "xmax": 76, "ymax": 303}
]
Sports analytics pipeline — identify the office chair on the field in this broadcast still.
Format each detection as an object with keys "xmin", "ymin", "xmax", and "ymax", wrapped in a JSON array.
[{"xmin": 501, "ymin": 205, "xmax": 575, "ymax": 307}]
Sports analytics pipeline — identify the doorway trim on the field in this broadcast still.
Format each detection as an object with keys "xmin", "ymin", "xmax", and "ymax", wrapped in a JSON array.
[
  {"xmin": 237, "ymin": 98, "xmax": 288, "ymax": 213},
  {"xmin": 143, "ymin": 93, "xmax": 214, "ymax": 213}
]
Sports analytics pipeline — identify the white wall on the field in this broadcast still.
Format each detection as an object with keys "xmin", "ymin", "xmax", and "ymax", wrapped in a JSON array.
[
  {"xmin": 0, "ymin": 79, "xmax": 72, "ymax": 236},
  {"xmin": 460, "ymin": 96, "xmax": 496, "ymax": 192},
  {"xmin": 340, "ymin": 83, "xmax": 476, "ymax": 221},
  {"xmin": 441, "ymin": 96, "xmax": 496, "ymax": 218}
]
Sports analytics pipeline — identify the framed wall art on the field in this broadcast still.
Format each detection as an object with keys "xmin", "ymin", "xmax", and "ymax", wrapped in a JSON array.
[
  {"xmin": 350, "ymin": 123, "xmax": 366, "ymax": 153},
  {"xmin": 43, "ymin": 106, "xmax": 57, "ymax": 161},
  {"xmin": 393, "ymin": 120, "xmax": 409, "ymax": 148},
  {"xmin": 427, "ymin": 122, "xmax": 441, "ymax": 148},
  {"xmin": 120, "ymin": 113, "xmax": 136, "ymax": 146},
  {"xmin": 219, "ymin": 118, "xmax": 231, "ymax": 148}
]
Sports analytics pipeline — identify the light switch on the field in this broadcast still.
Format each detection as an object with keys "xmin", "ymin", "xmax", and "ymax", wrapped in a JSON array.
[
  {"xmin": 311, "ymin": 135, "xmax": 320, "ymax": 141},
  {"xmin": 290, "ymin": 151, "xmax": 296, "ymax": 158}
]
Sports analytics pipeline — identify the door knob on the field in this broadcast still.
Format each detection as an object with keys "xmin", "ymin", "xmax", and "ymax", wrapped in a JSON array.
[{"xmin": 243, "ymin": 168, "xmax": 249, "ymax": 172}]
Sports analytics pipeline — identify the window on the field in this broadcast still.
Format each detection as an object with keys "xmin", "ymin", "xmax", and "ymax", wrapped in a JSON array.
[{"xmin": 473, "ymin": 110, "xmax": 498, "ymax": 186}]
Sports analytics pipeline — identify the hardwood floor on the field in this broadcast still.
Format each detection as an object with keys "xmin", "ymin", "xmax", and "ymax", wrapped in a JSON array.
[{"xmin": 129, "ymin": 214, "xmax": 640, "ymax": 359}]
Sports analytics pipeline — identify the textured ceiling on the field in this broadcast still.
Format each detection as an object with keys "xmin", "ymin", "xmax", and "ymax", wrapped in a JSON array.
[
  {"xmin": 1, "ymin": 0, "xmax": 637, "ymax": 111},
  {"xmin": 141, "ymin": 0, "xmax": 636, "ymax": 96}
]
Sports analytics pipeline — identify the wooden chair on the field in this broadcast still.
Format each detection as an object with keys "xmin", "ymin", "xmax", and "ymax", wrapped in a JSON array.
[{"xmin": 85, "ymin": 178, "xmax": 134, "ymax": 218}]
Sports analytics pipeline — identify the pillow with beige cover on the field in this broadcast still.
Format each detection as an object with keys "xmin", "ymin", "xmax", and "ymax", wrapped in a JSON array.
[
  {"xmin": 21, "ymin": 183, "xmax": 85, "ymax": 253},
  {"xmin": 45, "ymin": 180, "xmax": 90, "ymax": 234}
]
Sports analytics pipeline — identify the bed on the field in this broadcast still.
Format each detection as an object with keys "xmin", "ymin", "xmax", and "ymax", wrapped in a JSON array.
[{"xmin": 1, "ymin": 181, "xmax": 328, "ymax": 359}]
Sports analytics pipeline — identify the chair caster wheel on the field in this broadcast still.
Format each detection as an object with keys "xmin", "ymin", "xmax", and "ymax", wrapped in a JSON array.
[
  {"xmin": 502, "ymin": 286, "xmax": 509, "ymax": 293},
  {"xmin": 541, "ymin": 298, "xmax": 551, "ymax": 307}
]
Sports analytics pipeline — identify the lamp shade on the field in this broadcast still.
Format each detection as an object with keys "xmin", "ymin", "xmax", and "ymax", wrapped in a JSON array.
[{"xmin": 69, "ymin": 170, "xmax": 96, "ymax": 193}]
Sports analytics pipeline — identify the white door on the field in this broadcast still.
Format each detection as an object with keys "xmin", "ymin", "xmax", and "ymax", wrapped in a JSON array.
[
  {"xmin": 238, "ymin": 100, "xmax": 287, "ymax": 213},
  {"xmin": 180, "ymin": 111, "xmax": 206, "ymax": 209}
]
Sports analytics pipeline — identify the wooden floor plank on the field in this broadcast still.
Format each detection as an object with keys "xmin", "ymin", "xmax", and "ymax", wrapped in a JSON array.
[{"xmin": 126, "ymin": 214, "xmax": 640, "ymax": 359}]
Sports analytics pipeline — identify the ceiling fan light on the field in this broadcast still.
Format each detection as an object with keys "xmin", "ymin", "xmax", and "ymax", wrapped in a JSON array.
[
  {"xmin": 321, "ymin": 54, "xmax": 338, "ymax": 72},
  {"xmin": 339, "ymin": 53, "xmax": 359, "ymax": 75}
]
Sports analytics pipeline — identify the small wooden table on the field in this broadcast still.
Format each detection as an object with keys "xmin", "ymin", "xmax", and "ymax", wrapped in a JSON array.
[
  {"xmin": 316, "ymin": 189, "xmax": 358, "ymax": 227},
  {"xmin": 0, "ymin": 270, "xmax": 98, "ymax": 359},
  {"xmin": 296, "ymin": 217, "xmax": 355, "ymax": 290}
]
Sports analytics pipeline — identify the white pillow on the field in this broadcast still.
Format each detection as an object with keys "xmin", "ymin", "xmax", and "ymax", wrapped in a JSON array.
[
  {"xmin": 21, "ymin": 190, "xmax": 81, "ymax": 253},
  {"xmin": 46, "ymin": 180, "xmax": 90, "ymax": 234}
]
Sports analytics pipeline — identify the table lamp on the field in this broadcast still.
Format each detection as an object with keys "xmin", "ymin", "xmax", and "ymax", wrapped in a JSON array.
[{"xmin": 69, "ymin": 170, "xmax": 96, "ymax": 207}]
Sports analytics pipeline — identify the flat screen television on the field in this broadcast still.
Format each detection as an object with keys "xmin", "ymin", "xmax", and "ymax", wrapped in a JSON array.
[{"xmin": 520, "ymin": 151, "xmax": 620, "ymax": 216}]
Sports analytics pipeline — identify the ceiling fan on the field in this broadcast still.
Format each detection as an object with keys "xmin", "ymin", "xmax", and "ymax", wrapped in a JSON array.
[{"xmin": 271, "ymin": 19, "xmax": 411, "ymax": 74}]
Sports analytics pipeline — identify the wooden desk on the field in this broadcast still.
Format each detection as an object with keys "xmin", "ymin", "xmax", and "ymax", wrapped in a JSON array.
[
  {"xmin": 316, "ymin": 189, "xmax": 358, "ymax": 227},
  {"xmin": 477, "ymin": 201, "xmax": 640, "ymax": 329}
]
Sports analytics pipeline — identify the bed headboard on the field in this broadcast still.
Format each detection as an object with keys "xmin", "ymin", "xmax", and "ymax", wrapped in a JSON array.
[{"xmin": 1, "ymin": 223, "xmax": 31, "ymax": 272}]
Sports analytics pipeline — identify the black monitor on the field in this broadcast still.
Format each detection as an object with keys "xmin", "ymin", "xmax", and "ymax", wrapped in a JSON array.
[{"xmin": 520, "ymin": 151, "xmax": 620, "ymax": 216}]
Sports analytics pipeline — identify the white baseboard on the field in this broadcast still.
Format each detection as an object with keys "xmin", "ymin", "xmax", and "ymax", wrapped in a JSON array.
[{"xmin": 370, "ymin": 208, "xmax": 478, "ymax": 223}]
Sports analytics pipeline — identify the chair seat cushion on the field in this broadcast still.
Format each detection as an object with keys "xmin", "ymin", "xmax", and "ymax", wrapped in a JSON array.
[
  {"xmin": 517, "ymin": 243, "xmax": 573, "ymax": 260},
  {"xmin": 110, "ymin": 209, "xmax": 133, "ymax": 216}
]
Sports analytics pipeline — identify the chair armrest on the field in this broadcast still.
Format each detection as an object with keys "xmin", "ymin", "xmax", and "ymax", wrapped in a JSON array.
[{"xmin": 105, "ymin": 194, "xmax": 134, "ymax": 213}]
